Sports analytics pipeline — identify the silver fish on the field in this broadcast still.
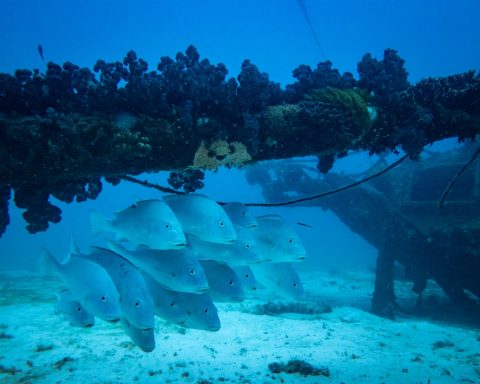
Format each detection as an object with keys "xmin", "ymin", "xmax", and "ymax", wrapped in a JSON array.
[
  {"xmin": 143, "ymin": 274, "xmax": 220, "ymax": 331},
  {"xmin": 107, "ymin": 241, "xmax": 209, "ymax": 294},
  {"xmin": 42, "ymin": 249, "xmax": 121, "ymax": 322},
  {"xmin": 251, "ymin": 262, "xmax": 305, "ymax": 300},
  {"xmin": 143, "ymin": 273, "xmax": 188, "ymax": 325},
  {"xmin": 121, "ymin": 318, "xmax": 155, "ymax": 353},
  {"xmin": 252, "ymin": 215, "xmax": 307, "ymax": 262},
  {"xmin": 223, "ymin": 202, "xmax": 258, "ymax": 228},
  {"xmin": 233, "ymin": 265, "xmax": 259, "ymax": 291},
  {"xmin": 91, "ymin": 199, "xmax": 186, "ymax": 250},
  {"xmin": 180, "ymin": 291, "xmax": 221, "ymax": 331},
  {"xmin": 83, "ymin": 246, "xmax": 155, "ymax": 330},
  {"xmin": 188, "ymin": 225, "xmax": 261, "ymax": 265},
  {"xmin": 55, "ymin": 289, "xmax": 95, "ymax": 327},
  {"xmin": 164, "ymin": 194, "xmax": 236, "ymax": 244},
  {"xmin": 200, "ymin": 260, "xmax": 244, "ymax": 302}
]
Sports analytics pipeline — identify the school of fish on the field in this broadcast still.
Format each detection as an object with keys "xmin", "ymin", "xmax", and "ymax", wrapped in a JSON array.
[{"xmin": 42, "ymin": 194, "xmax": 307, "ymax": 352}]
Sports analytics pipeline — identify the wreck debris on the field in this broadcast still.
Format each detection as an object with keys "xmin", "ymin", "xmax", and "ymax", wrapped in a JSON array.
[
  {"xmin": 246, "ymin": 144, "xmax": 480, "ymax": 317},
  {"xmin": 0, "ymin": 46, "xmax": 479, "ymax": 235}
]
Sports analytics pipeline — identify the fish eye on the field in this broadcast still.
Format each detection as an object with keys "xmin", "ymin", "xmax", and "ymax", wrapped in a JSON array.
[
  {"xmin": 229, "ymin": 280, "xmax": 233, "ymax": 286},
  {"xmin": 293, "ymin": 283, "xmax": 297, "ymax": 287},
  {"xmin": 131, "ymin": 203, "xmax": 137, "ymax": 209},
  {"xmin": 219, "ymin": 221, "xmax": 225, "ymax": 227},
  {"xmin": 289, "ymin": 239, "xmax": 294, "ymax": 244},
  {"xmin": 241, "ymin": 211, "xmax": 246, "ymax": 217},
  {"xmin": 170, "ymin": 301, "xmax": 175, "ymax": 307},
  {"xmin": 245, "ymin": 274, "xmax": 249, "ymax": 278},
  {"xmin": 204, "ymin": 309, "xmax": 208, "ymax": 314},
  {"xmin": 77, "ymin": 307, "xmax": 82, "ymax": 312},
  {"xmin": 190, "ymin": 269, "xmax": 195, "ymax": 275},
  {"xmin": 165, "ymin": 223, "xmax": 170, "ymax": 229},
  {"xmin": 101, "ymin": 296, "xmax": 107, "ymax": 302},
  {"xmin": 245, "ymin": 243, "xmax": 251, "ymax": 249},
  {"xmin": 135, "ymin": 300, "xmax": 140, "ymax": 307}
]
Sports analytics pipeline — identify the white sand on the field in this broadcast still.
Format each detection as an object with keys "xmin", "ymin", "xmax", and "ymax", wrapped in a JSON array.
[{"xmin": 0, "ymin": 270, "xmax": 479, "ymax": 383}]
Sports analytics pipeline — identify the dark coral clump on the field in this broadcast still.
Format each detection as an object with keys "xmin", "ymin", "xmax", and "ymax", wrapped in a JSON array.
[
  {"xmin": 268, "ymin": 360, "xmax": 330, "ymax": 377},
  {"xmin": 359, "ymin": 51, "xmax": 480, "ymax": 158},
  {"xmin": 167, "ymin": 169, "xmax": 205, "ymax": 193},
  {"xmin": 355, "ymin": 49, "xmax": 425, "ymax": 157},
  {"xmin": 14, "ymin": 186, "xmax": 62, "ymax": 234},
  {"xmin": 286, "ymin": 61, "xmax": 356, "ymax": 102},
  {"xmin": 236, "ymin": 59, "xmax": 284, "ymax": 112}
]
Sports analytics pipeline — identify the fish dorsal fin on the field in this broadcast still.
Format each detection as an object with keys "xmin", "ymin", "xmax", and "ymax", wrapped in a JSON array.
[{"xmin": 69, "ymin": 234, "xmax": 80, "ymax": 255}]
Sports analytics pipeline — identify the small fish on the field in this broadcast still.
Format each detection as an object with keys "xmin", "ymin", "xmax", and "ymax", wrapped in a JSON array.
[
  {"xmin": 121, "ymin": 318, "xmax": 155, "ymax": 353},
  {"xmin": 188, "ymin": 225, "xmax": 261, "ymax": 265},
  {"xmin": 223, "ymin": 202, "xmax": 258, "ymax": 228},
  {"xmin": 143, "ymin": 274, "xmax": 220, "ymax": 331},
  {"xmin": 164, "ymin": 194, "xmax": 237, "ymax": 244},
  {"xmin": 107, "ymin": 241, "xmax": 209, "ymax": 294},
  {"xmin": 142, "ymin": 273, "xmax": 188, "ymax": 325},
  {"xmin": 82, "ymin": 246, "xmax": 154, "ymax": 331},
  {"xmin": 251, "ymin": 262, "xmax": 305, "ymax": 300},
  {"xmin": 37, "ymin": 44, "xmax": 45, "ymax": 62},
  {"xmin": 233, "ymin": 265, "xmax": 259, "ymax": 291},
  {"xmin": 297, "ymin": 222, "xmax": 312, "ymax": 229},
  {"xmin": 41, "ymin": 249, "xmax": 121, "ymax": 322},
  {"xmin": 178, "ymin": 291, "xmax": 221, "ymax": 332},
  {"xmin": 252, "ymin": 215, "xmax": 307, "ymax": 262},
  {"xmin": 91, "ymin": 199, "xmax": 186, "ymax": 250},
  {"xmin": 55, "ymin": 289, "xmax": 95, "ymax": 327},
  {"xmin": 200, "ymin": 260, "xmax": 245, "ymax": 302}
]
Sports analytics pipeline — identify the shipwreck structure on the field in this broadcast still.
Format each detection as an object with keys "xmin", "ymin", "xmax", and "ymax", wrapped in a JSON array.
[
  {"xmin": 245, "ymin": 144, "xmax": 480, "ymax": 318},
  {"xmin": 0, "ymin": 46, "xmax": 479, "ymax": 237}
]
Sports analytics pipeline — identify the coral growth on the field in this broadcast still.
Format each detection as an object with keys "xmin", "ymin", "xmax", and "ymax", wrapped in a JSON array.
[
  {"xmin": 306, "ymin": 87, "xmax": 372, "ymax": 134},
  {"xmin": 0, "ymin": 46, "xmax": 479, "ymax": 234},
  {"xmin": 268, "ymin": 360, "xmax": 330, "ymax": 377},
  {"xmin": 286, "ymin": 60, "xmax": 355, "ymax": 102},
  {"xmin": 193, "ymin": 140, "xmax": 252, "ymax": 170},
  {"xmin": 167, "ymin": 169, "xmax": 205, "ymax": 193}
]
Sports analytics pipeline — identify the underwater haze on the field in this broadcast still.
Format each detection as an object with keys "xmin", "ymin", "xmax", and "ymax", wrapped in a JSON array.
[{"xmin": 1, "ymin": 1, "xmax": 480, "ymax": 383}]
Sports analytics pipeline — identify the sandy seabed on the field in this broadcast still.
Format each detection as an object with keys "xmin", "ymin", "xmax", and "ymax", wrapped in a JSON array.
[{"xmin": 0, "ymin": 269, "xmax": 479, "ymax": 384}]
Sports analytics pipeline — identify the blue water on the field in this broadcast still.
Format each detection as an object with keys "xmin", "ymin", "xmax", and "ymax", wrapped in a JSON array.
[
  {"xmin": 1, "ymin": 0, "xmax": 479, "ymax": 270},
  {"xmin": 0, "ymin": 1, "xmax": 479, "ymax": 382}
]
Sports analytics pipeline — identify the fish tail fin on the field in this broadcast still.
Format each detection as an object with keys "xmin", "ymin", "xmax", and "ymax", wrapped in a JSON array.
[
  {"xmin": 90, "ymin": 211, "xmax": 110, "ymax": 236},
  {"xmin": 39, "ymin": 248, "xmax": 59, "ymax": 275},
  {"xmin": 69, "ymin": 232, "xmax": 81, "ymax": 255}
]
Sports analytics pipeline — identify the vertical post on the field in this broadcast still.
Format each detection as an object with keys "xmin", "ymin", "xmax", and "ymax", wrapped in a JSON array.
[{"xmin": 371, "ymin": 244, "xmax": 396, "ymax": 319}]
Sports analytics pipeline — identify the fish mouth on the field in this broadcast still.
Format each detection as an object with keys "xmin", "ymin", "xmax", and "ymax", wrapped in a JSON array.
[
  {"xmin": 176, "ymin": 320, "xmax": 186, "ymax": 326},
  {"xmin": 173, "ymin": 242, "xmax": 187, "ymax": 248},
  {"xmin": 208, "ymin": 324, "xmax": 221, "ymax": 332},
  {"xmin": 106, "ymin": 317, "xmax": 121, "ymax": 323},
  {"xmin": 196, "ymin": 286, "xmax": 209, "ymax": 293}
]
